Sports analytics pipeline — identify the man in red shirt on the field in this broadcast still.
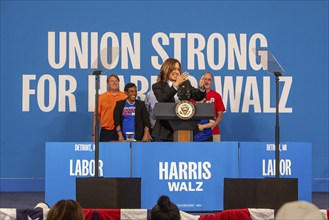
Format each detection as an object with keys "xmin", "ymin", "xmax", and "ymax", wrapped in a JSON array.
[{"xmin": 202, "ymin": 72, "xmax": 226, "ymax": 141}]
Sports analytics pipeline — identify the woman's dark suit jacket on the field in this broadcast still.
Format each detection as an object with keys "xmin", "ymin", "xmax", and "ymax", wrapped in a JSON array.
[{"xmin": 151, "ymin": 80, "xmax": 205, "ymax": 141}]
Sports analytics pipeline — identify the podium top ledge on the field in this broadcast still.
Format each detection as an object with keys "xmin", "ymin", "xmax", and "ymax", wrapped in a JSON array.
[{"xmin": 153, "ymin": 103, "xmax": 215, "ymax": 120}]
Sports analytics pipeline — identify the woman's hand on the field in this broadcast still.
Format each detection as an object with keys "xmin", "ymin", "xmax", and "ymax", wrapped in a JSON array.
[
  {"xmin": 174, "ymin": 72, "xmax": 189, "ymax": 87},
  {"xmin": 118, "ymin": 132, "xmax": 124, "ymax": 142},
  {"xmin": 142, "ymin": 132, "xmax": 152, "ymax": 142},
  {"xmin": 199, "ymin": 75, "xmax": 205, "ymax": 89}
]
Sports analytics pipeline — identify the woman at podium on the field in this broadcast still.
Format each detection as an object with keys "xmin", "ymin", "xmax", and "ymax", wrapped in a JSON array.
[{"xmin": 152, "ymin": 58, "xmax": 206, "ymax": 141}]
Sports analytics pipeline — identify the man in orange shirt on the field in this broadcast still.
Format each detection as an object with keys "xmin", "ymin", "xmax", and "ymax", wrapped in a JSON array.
[{"xmin": 93, "ymin": 74, "xmax": 126, "ymax": 141}]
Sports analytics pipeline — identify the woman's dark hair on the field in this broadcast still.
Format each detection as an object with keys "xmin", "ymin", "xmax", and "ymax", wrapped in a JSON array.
[
  {"xmin": 151, "ymin": 195, "xmax": 181, "ymax": 220},
  {"xmin": 159, "ymin": 58, "xmax": 181, "ymax": 82},
  {"xmin": 46, "ymin": 199, "xmax": 84, "ymax": 220},
  {"xmin": 124, "ymin": 82, "xmax": 137, "ymax": 92}
]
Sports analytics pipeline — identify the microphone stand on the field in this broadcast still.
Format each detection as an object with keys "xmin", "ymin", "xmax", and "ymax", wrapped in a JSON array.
[
  {"xmin": 256, "ymin": 48, "xmax": 284, "ymax": 179},
  {"xmin": 274, "ymin": 71, "xmax": 281, "ymax": 178},
  {"xmin": 93, "ymin": 70, "xmax": 101, "ymax": 177}
]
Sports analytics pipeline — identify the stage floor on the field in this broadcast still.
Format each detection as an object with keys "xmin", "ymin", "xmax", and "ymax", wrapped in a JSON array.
[{"xmin": 0, "ymin": 192, "xmax": 328, "ymax": 210}]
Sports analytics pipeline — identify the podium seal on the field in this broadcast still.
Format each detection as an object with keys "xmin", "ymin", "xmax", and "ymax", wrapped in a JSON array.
[{"xmin": 175, "ymin": 100, "xmax": 195, "ymax": 120}]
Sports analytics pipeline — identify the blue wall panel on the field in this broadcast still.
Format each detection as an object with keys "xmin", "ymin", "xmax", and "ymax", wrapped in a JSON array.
[
  {"xmin": 45, "ymin": 142, "xmax": 130, "ymax": 206},
  {"xmin": 1, "ymin": 1, "xmax": 328, "ymax": 191}
]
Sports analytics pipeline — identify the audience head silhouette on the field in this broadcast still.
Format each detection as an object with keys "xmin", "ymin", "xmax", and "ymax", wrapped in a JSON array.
[
  {"xmin": 151, "ymin": 195, "xmax": 181, "ymax": 220},
  {"xmin": 275, "ymin": 200, "xmax": 324, "ymax": 220},
  {"xmin": 46, "ymin": 199, "xmax": 84, "ymax": 220}
]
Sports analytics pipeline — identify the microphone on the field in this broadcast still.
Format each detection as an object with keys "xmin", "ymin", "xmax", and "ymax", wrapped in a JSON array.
[{"xmin": 178, "ymin": 80, "xmax": 191, "ymax": 101}]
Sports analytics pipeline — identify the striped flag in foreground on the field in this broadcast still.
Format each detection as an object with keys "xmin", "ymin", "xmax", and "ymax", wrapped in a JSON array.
[{"xmin": 0, "ymin": 208, "xmax": 328, "ymax": 220}]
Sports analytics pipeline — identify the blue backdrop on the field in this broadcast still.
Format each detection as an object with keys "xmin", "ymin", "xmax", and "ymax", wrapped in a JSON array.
[
  {"xmin": 132, "ymin": 142, "xmax": 239, "ymax": 211},
  {"xmin": 45, "ymin": 142, "xmax": 130, "ymax": 206},
  {"xmin": 239, "ymin": 142, "xmax": 312, "ymax": 201},
  {"xmin": 1, "ymin": 1, "xmax": 328, "ymax": 191},
  {"xmin": 44, "ymin": 142, "xmax": 311, "ymax": 210}
]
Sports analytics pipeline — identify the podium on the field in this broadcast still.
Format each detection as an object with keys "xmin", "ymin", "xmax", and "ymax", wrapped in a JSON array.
[{"xmin": 154, "ymin": 103, "xmax": 215, "ymax": 142}]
